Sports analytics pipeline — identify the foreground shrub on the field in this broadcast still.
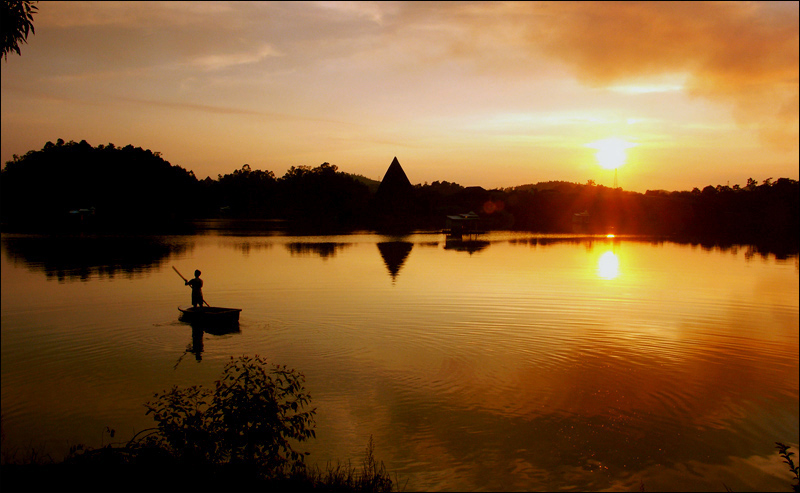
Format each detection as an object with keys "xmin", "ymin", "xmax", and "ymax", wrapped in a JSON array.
[
  {"xmin": 776, "ymin": 442, "xmax": 800, "ymax": 493},
  {"xmin": 143, "ymin": 355, "xmax": 316, "ymax": 471},
  {"xmin": 2, "ymin": 356, "xmax": 398, "ymax": 491}
]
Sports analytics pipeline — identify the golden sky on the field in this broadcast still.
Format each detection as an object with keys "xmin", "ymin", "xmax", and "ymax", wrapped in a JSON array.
[{"xmin": 1, "ymin": 1, "xmax": 797, "ymax": 192}]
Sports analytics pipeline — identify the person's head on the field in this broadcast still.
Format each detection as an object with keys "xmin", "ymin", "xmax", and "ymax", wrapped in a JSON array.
[{"xmin": 194, "ymin": 270, "xmax": 201, "ymax": 278}]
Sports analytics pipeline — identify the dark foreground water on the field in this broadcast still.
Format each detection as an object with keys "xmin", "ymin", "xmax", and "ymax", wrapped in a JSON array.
[{"xmin": 1, "ymin": 230, "xmax": 797, "ymax": 491}]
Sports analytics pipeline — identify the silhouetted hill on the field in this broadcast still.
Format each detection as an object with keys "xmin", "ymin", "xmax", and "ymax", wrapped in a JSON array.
[{"xmin": 348, "ymin": 173, "xmax": 381, "ymax": 194}]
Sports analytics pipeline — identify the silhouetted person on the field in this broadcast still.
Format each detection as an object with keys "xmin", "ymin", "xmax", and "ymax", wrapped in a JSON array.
[{"xmin": 186, "ymin": 269, "xmax": 204, "ymax": 308}]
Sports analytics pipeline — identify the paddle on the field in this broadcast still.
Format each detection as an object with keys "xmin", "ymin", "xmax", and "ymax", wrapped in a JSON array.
[{"xmin": 172, "ymin": 266, "xmax": 211, "ymax": 307}]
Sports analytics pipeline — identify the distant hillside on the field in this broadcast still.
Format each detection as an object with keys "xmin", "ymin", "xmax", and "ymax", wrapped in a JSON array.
[
  {"xmin": 507, "ymin": 181, "xmax": 584, "ymax": 193},
  {"xmin": 348, "ymin": 173, "xmax": 381, "ymax": 194}
]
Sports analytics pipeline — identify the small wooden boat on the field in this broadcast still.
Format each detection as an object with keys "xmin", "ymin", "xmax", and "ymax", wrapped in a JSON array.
[{"xmin": 178, "ymin": 306, "xmax": 242, "ymax": 325}]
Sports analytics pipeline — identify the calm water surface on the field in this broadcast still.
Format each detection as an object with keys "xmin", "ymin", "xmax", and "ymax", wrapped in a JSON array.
[{"xmin": 1, "ymin": 231, "xmax": 798, "ymax": 491}]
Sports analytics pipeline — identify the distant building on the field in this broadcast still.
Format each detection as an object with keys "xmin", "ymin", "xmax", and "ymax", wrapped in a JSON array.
[
  {"xmin": 68, "ymin": 206, "xmax": 96, "ymax": 224},
  {"xmin": 572, "ymin": 210, "xmax": 590, "ymax": 234},
  {"xmin": 573, "ymin": 210, "xmax": 589, "ymax": 225},
  {"xmin": 445, "ymin": 211, "xmax": 483, "ymax": 237},
  {"xmin": 375, "ymin": 157, "xmax": 413, "ymax": 215}
]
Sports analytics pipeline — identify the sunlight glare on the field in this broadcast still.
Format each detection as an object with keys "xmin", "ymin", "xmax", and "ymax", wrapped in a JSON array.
[
  {"xmin": 597, "ymin": 250, "xmax": 619, "ymax": 280},
  {"xmin": 586, "ymin": 138, "xmax": 637, "ymax": 170}
]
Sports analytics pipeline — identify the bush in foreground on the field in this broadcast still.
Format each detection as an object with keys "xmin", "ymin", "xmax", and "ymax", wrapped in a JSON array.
[
  {"xmin": 1, "ymin": 355, "xmax": 397, "ymax": 492},
  {"xmin": 141, "ymin": 355, "xmax": 317, "ymax": 472}
]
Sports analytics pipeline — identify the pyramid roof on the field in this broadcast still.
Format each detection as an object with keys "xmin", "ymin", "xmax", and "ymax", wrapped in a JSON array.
[{"xmin": 376, "ymin": 157, "xmax": 412, "ymax": 197}]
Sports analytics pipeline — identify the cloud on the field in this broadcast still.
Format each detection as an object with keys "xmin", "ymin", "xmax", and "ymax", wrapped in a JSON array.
[
  {"xmin": 365, "ymin": 2, "xmax": 797, "ymax": 151},
  {"xmin": 334, "ymin": 2, "xmax": 798, "ymax": 151},
  {"xmin": 41, "ymin": 1, "xmax": 236, "ymax": 28},
  {"xmin": 309, "ymin": 1, "xmax": 391, "ymax": 25},
  {"xmin": 190, "ymin": 44, "xmax": 283, "ymax": 71},
  {"xmin": 112, "ymin": 96, "xmax": 360, "ymax": 128},
  {"xmin": 526, "ymin": 1, "xmax": 799, "ymax": 150}
]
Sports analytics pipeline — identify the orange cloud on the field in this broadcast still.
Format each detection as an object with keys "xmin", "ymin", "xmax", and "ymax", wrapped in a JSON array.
[
  {"xmin": 529, "ymin": 1, "xmax": 798, "ymax": 149},
  {"xmin": 381, "ymin": 1, "xmax": 797, "ymax": 151}
]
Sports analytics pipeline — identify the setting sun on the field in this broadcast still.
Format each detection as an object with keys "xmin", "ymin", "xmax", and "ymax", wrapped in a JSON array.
[{"xmin": 586, "ymin": 138, "xmax": 638, "ymax": 170}]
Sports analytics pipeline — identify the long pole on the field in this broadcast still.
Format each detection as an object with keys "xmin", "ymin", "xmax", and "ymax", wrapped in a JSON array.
[{"xmin": 172, "ymin": 266, "xmax": 188, "ymax": 282}]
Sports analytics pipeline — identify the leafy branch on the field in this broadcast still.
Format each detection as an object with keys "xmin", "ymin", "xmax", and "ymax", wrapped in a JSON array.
[
  {"xmin": 2, "ymin": 0, "xmax": 38, "ymax": 61},
  {"xmin": 776, "ymin": 442, "xmax": 800, "ymax": 492}
]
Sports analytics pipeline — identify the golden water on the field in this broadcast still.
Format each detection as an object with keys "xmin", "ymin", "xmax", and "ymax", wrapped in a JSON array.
[{"xmin": 1, "ymin": 232, "xmax": 797, "ymax": 491}]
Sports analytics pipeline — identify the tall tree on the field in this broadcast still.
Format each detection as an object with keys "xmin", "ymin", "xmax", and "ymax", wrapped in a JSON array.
[{"xmin": 2, "ymin": 0, "xmax": 37, "ymax": 61}]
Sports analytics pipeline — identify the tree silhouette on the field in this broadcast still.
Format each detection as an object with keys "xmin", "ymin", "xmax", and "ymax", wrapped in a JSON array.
[
  {"xmin": 2, "ymin": 0, "xmax": 37, "ymax": 61},
  {"xmin": 0, "ymin": 140, "xmax": 199, "ymax": 230},
  {"xmin": 277, "ymin": 162, "xmax": 370, "ymax": 229},
  {"xmin": 215, "ymin": 164, "xmax": 278, "ymax": 218}
]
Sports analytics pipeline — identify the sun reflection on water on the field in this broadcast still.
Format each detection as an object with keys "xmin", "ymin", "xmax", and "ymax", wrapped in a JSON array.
[{"xmin": 597, "ymin": 250, "xmax": 620, "ymax": 280}]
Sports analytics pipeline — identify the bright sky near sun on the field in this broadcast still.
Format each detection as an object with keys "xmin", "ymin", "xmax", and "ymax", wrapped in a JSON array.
[{"xmin": 1, "ymin": 1, "xmax": 798, "ymax": 192}]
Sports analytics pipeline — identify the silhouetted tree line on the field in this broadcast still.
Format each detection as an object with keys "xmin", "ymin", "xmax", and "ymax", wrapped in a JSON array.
[
  {"xmin": 401, "ymin": 178, "xmax": 798, "ymax": 249},
  {"xmin": 197, "ymin": 161, "xmax": 373, "ymax": 232},
  {"xmin": 1, "ymin": 140, "xmax": 797, "ymax": 250},
  {"xmin": 492, "ymin": 179, "xmax": 798, "ymax": 249},
  {"xmin": 1, "ymin": 139, "xmax": 198, "ymax": 231}
]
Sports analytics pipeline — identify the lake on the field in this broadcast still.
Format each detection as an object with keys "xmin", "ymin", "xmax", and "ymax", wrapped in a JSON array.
[{"xmin": 1, "ymin": 229, "xmax": 798, "ymax": 491}]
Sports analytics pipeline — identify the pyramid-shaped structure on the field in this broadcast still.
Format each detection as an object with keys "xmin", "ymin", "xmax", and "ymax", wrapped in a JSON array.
[
  {"xmin": 376, "ymin": 157, "xmax": 412, "ymax": 196},
  {"xmin": 374, "ymin": 157, "xmax": 413, "ymax": 215}
]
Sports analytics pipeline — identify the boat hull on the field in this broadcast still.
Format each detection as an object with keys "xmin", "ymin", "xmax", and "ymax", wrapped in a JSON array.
[{"xmin": 178, "ymin": 306, "xmax": 241, "ymax": 326}]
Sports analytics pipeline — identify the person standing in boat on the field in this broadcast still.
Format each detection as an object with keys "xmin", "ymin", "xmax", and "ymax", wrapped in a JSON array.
[{"xmin": 185, "ymin": 270, "xmax": 204, "ymax": 308}]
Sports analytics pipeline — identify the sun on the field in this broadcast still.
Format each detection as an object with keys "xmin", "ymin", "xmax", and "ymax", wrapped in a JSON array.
[{"xmin": 586, "ymin": 138, "xmax": 637, "ymax": 170}]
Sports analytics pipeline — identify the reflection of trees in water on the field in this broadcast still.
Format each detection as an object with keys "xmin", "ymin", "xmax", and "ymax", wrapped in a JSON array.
[
  {"xmin": 507, "ymin": 236, "xmax": 618, "ymax": 253},
  {"xmin": 504, "ymin": 236, "xmax": 798, "ymax": 260},
  {"xmin": 377, "ymin": 242, "xmax": 413, "ymax": 280},
  {"xmin": 226, "ymin": 241, "xmax": 274, "ymax": 256},
  {"xmin": 446, "ymin": 236, "xmax": 602, "ymax": 254},
  {"xmin": 679, "ymin": 238, "xmax": 798, "ymax": 261},
  {"xmin": 505, "ymin": 235, "xmax": 798, "ymax": 261},
  {"xmin": 284, "ymin": 242, "xmax": 352, "ymax": 258},
  {"xmin": 1, "ymin": 235, "xmax": 191, "ymax": 281}
]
